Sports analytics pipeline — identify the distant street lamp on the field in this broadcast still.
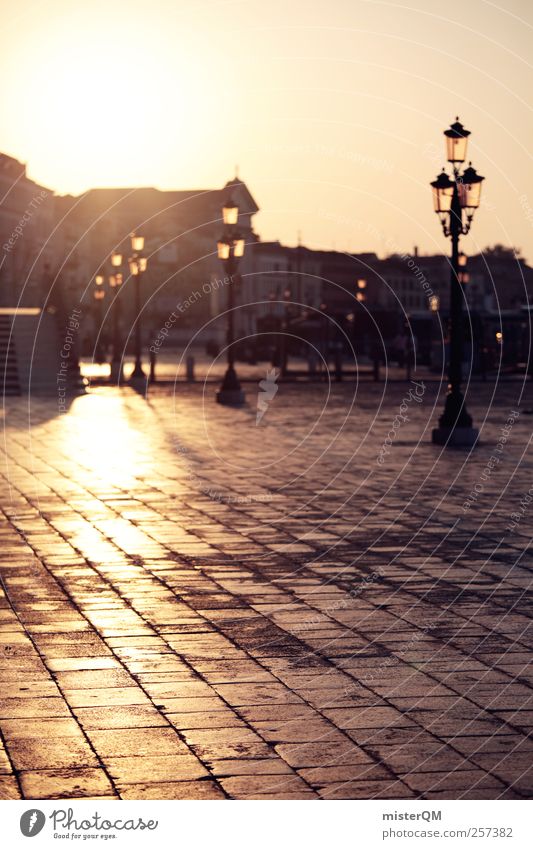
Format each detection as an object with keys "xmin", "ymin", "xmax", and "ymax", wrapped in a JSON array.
[
  {"xmin": 109, "ymin": 252, "xmax": 123, "ymax": 382},
  {"xmin": 320, "ymin": 301, "xmax": 329, "ymax": 378},
  {"xmin": 458, "ymin": 252, "xmax": 469, "ymax": 285},
  {"xmin": 93, "ymin": 273, "xmax": 106, "ymax": 364},
  {"xmin": 216, "ymin": 196, "xmax": 245, "ymax": 405},
  {"xmin": 280, "ymin": 287, "xmax": 291, "ymax": 377},
  {"xmin": 128, "ymin": 233, "xmax": 148, "ymax": 381},
  {"xmin": 430, "ymin": 117, "xmax": 485, "ymax": 446}
]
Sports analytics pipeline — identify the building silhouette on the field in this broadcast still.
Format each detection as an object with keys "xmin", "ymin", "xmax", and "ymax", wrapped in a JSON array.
[{"xmin": 1, "ymin": 149, "xmax": 532, "ymax": 375}]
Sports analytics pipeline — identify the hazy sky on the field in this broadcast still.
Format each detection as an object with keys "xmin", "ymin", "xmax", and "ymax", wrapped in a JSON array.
[{"xmin": 1, "ymin": 0, "xmax": 533, "ymax": 260}]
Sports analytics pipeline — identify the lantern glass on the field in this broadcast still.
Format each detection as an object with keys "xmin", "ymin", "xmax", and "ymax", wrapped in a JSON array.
[
  {"xmin": 434, "ymin": 184, "xmax": 452, "ymax": 213},
  {"xmin": 217, "ymin": 240, "xmax": 230, "ymax": 260},
  {"xmin": 444, "ymin": 118, "xmax": 470, "ymax": 164},
  {"xmin": 222, "ymin": 200, "xmax": 238, "ymax": 226},
  {"xmin": 111, "ymin": 253, "xmax": 122, "ymax": 267},
  {"xmin": 139, "ymin": 257, "xmax": 148, "ymax": 272},
  {"xmin": 95, "ymin": 274, "xmax": 104, "ymax": 286},
  {"xmin": 431, "ymin": 171, "xmax": 455, "ymax": 214},
  {"xmin": 446, "ymin": 134, "xmax": 468, "ymax": 164},
  {"xmin": 131, "ymin": 234, "xmax": 145, "ymax": 252},
  {"xmin": 129, "ymin": 259, "xmax": 139, "ymax": 275},
  {"xmin": 234, "ymin": 238, "xmax": 245, "ymax": 258},
  {"xmin": 459, "ymin": 177, "xmax": 483, "ymax": 210}
]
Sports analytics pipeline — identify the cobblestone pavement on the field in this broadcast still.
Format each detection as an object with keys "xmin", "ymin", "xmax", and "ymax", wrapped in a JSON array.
[{"xmin": 0, "ymin": 379, "xmax": 532, "ymax": 800}]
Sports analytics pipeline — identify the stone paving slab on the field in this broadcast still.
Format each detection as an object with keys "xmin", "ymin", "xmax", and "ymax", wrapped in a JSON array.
[{"xmin": 0, "ymin": 380, "xmax": 532, "ymax": 799}]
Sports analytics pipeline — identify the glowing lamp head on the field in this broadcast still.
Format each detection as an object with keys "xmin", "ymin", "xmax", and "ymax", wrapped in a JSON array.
[
  {"xmin": 94, "ymin": 289, "xmax": 105, "ymax": 300},
  {"xmin": 459, "ymin": 164, "xmax": 484, "ymax": 210},
  {"xmin": 129, "ymin": 258, "xmax": 140, "ymax": 276},
  {"xmin": 458, "ymin": 252, "xmax": 467, "ymax": 267},
  {"xmin": 357, "ymin": 279, "xmax": 367, "ymax": 289},
  {"xmin": 109, "ymin": 272, "xmax": 124, "ymax": 288},
  {"xmin": 95, "ymin": 274, "xmax": 104, "ymax": 286},
  {"xmin": 430, "ymin": 169, "xmax": 455, "ymax": 214},
  {"xmin": 222, "ymin": 197, "xmax": 239, "ymax": 226},
  {"xmin": 217, "ymin": 239, "xmax": 230, "ymax": 261},
  {"xmin": 234, "ymin": 238, "xmax": 245, "ymax": 258},
  {"xmin": 131, "ymin": 233, "xmax": 145, "ymax": 253},
  {"xmin": 139, "ymin": 257, "xmax": 148, "ymax": 272},
  {"xmin": 111, "ymin": 253, "xmax": 122, "ymax": 268},
  {"xmin": 430, "ymin": 295, "xmax": 440, "ymax": 312},
  {"xmin": 444, "ymin": 117, "xmax": 470, "ymax": 164}
]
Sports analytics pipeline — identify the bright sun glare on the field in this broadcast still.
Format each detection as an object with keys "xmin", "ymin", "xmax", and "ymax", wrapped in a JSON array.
[{"xmin": 11, "ymin": 10, "xmax": 214, "ymax": 193}]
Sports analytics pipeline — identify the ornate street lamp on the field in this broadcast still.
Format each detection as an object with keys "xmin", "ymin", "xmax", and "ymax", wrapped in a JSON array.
[
  {"xmin": 280, "ymin": 287, "xmax": 291, "ymax": 376},
  {"xmin": 93, "ymin": 273, "xmax": 106, "ymax": 364},
  {"xmin": 216, "ymin": 196, "xmax": 245, "ymax": 405},
  {"xmin": 128, "ymin": 233, "xmax": 148, "ymax": 381},
  {"xmin": 109, "ymin": 252, "xmax": 124, "ymax": 382},
  {"xmin": 430, "ymin": 118, "xmax": 485, "ymax": 446}
]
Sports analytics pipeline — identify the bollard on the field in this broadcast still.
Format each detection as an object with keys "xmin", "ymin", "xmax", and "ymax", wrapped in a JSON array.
[{"xmin": 186, "ymin": 355, "xmax": 195, "ymax": 382}]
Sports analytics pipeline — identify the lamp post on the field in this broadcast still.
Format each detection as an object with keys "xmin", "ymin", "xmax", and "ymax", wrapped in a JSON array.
[
  {"xmin": 430, "ymin": 118, "xmax": 485, "ymax": 446},
  {"xmin": 268, "ymin": 290, "xmax": 276, "ymax": 364},
  {"xmin": 109, "ymin": 252, "xmax": 123, "ymax": 382},
  {"xmin": 94, "ymin": 273, "xmax": 106, "ymax": 364},
  {"xmin": 280, "ymin": 287, "xmax": 291, "ymax": 377},
  {"xmin": 128, "ymin": 233, "xmax": 148, "ymax": 381},
  {"xmin": 216, "ymin": 196, "xmax": 245, "ymax": 405}
]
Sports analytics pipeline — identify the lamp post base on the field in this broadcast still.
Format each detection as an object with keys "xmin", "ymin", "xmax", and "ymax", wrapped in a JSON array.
[
  {"xmin": 217, "ymin": 366, "xmax": 245, "ymax": 406},
  {"xmin": 216, "ymin": 388, "xmax": 246, "ymax": 406},
  {"xmin": 432, "ymin": 426, "xmax": 479, "ymax": 447},
  {"xmin": 433, "ymin": 388, "xmax": 478, "ymax": 447},
  {"xmin": 110, "ymin": 361, "xmax": 123, "ymax": 383},
  {"xmin": 130, "ymin": 362, "xmax": 146, "ymax": 380}
]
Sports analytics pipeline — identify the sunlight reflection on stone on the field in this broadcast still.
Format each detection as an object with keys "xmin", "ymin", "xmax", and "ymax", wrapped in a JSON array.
[{"xmin": 63, "ymin": 394, "xmax": 144, "ymax": 492}]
